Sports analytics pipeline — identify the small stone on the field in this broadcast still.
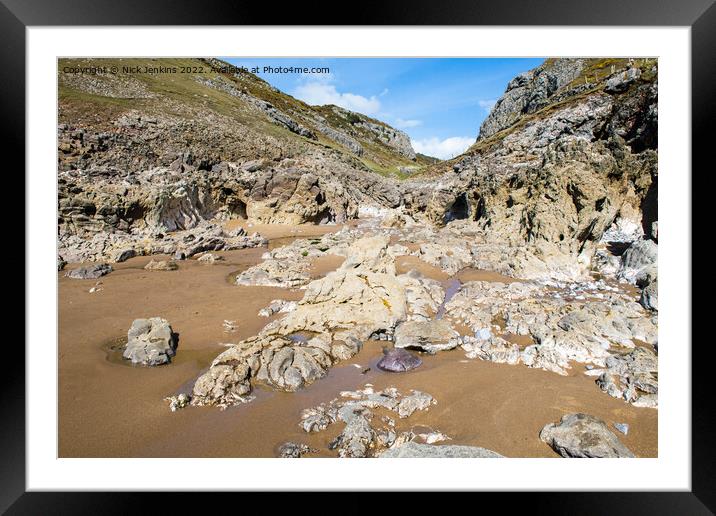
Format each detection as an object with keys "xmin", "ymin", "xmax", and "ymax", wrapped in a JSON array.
[
  {"xmin": 165, "ymin": 393, "xmax": 190, "ymax": 411},
  {"xmin": 614, "ymin": 422, "xmax": 629, "ymax": 435}
]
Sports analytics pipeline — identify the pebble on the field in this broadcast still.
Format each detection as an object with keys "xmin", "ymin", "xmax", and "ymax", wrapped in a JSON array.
[{"xmin": 614, "ymin": 422, "xmax": 629, "ymax": 435}]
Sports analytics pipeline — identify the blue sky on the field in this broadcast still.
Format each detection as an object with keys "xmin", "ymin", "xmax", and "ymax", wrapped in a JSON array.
[{"xmin": 223, "ymin": 57, "xmax": 545, "ymax": 159}]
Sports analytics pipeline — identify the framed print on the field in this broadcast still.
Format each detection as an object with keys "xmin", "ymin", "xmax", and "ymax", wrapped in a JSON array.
[{"xmin": 7, "ymin": 0, "xmax": 711, "ymax": 511}]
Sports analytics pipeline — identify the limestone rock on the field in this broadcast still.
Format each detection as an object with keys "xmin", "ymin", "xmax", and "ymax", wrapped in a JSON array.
[
  {"xmin": 277, "ymin": 442, "xmax": 314, "ymax": 458},
  {"xmin": 144, "ymin": 259, "xmax": 178, "ymax": 271},
  {"xmin": 540, "ymin": 413, "xmax": 635, "ymax": 458},
  {"xmin": 123, "ymin": 317, "xmax": 177, "ymax": 366},
  {"xmin": 394, "ymin": 320, "xmax": 459, "ymax": 354},
  {"xmin": 197, "ymin": 252, "xmax": 223, "ymax": 263},
  {"xmin": 379, "ymin": 442, "xmax": 504, "ymax": 458},
  {"xmin": 114, "ymin": 249, "xmax": 136, "ymax": 263},
  {"xmin": 595, "ymin": 346, "xmax": 658, "ymax": 407},
  {"xmin": 65, "ymin": 263, "xmax": 112, "ymax": 279},
  {"xmin": 620, "ymin": 239, "xmax": 657, "ymax": 283},
  {"xmin": 299, "ymin": 385, "xmax": 436, "ymax": 457}
]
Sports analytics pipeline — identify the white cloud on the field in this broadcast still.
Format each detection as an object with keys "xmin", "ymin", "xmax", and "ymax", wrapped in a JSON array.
[
  {"xmin": 478, "ymin": 99, "xmax": 497, "ymax": 113},
  {"xmin": 411, "ymin": 136, "xmax": 474, "ymax": 160},
  {"xmin": 394, "ymin": 118, "xmax": 422, "ymax": 128},
  {"xmin": 292, "ymin": 82, "xmax": 381, "ymax": 115},
  {"xmin": 379, "ymin": 88, "xmax": 389, "ymax": 97}
]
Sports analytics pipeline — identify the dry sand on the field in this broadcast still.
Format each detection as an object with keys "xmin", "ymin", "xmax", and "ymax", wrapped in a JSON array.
[{"xmin": 58, "ymin": 225, "xmax": 657, "ymax": 458}]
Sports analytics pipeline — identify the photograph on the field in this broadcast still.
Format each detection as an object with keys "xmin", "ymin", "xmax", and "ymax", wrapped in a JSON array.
[{"xmin": 57, "ymin": 56, "xmax": 659, "ymax": 459}]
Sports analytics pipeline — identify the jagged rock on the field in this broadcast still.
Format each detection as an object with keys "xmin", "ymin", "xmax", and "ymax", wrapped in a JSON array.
[
  {"xmin": 540, "ymin": 413, "xmax": 635, "ymax": 458},
  {"xmin": 144, "ymin": 259, "xmax": 178, "ymax": 271},
  {"xmin": 379, "ymin": 442, "xmax": 504, "ymax": 458},
  {"xmin": 605, "ymin": 67, "xmax": 642, "ymax": 93},
  {"xmin": 640, "ymin": 278, "xmax": 658, "ymax": 311},
  {"xmin": 123, "ymin": 317, "xmax": 177, "ymax": 366},
  {"xmin": 58, "ymin": 255, "xmax": 67, "ymax": 271},
  {"xmin": 377, "ymin": 348, "xmax": 423, "ymax": 372},
  {"xmin": 65, "ymin": 263, "xmax": 112, "ymax": 279},
  {"xmin": 620, "ymin": 239, "xmax": 658, "ymax": 283},
  {"xmin": 396, "ymin": 391, "xmax": 435, "ymax": 418},
  {"xmin": 164, "ymin": 393, "xmax": 190, "ymax": 411},
  {"xmin": 393, "ymin": 320, "xmax": 459, "ymax": 353},
  {"xmin": 328, "ymin": 404, "xmax": 375, "ymax": 458},
  {"xmin": 258, "ymin": 299, "xmax": 298, "ymax": 317},
  {"xmin": 114, "ymin": 249, "xmax": 136, "ymax": 263},
  {"xmin": 478, "ymin": 58, "xmax": 586, "ymax": 140},
  {"xmin": 278, "ymin": 442, "xmax": 314, "ymax": 458},
  {"xmin": 594, "ymin": 346, "xmax": 658, "ymax": 407},
  {"xmin": 192, "ymin": 362, "xmax": 253, "ymax": 408},
  {"xmin": 461, "ymin": 335, "xmax": 521, "ymax": 364},
  {"xmin": 300, "ymin": 386, "xmax": 436, "ymax": 457},
  {"xmin": 197, "ymin": 252, "xmax": 223, "ymax": 263}
]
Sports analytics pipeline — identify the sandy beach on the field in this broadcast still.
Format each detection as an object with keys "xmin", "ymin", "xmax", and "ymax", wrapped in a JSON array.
[{"xmin": 59, "ymin": 225, "xmax": 657, "ymax": 458}]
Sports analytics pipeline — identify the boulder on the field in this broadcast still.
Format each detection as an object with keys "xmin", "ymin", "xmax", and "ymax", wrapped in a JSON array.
[
  {"xmin": 123, "ymin": 317, "xmax": 177, "ymax": 366},
  {"xmin": 65, "ymin": 263, "xmax": 112, "ymax": 279},
  {"xmin": 394, "ymin": 320, "xmax": 459, "ymax": 353},
  {"xmin": 620, "ymin": 239, "xmax": 657, "ymax": 283},
  {"xmin": 114, "ymin": 249, "xmax": 136, "ymax": 263},
  {"xmin": 379, "ymin": 442, "xmax": 504, "ymax": 458},
  {"xmin": 377, "ymin": 348, "xmax": 422, "ymax": 372},
  {"xmin": 640, "ymin": 278, "xmax": 658, "ymax": 311},
  {"xmin": 539, "ymin": 413, "xmax": 635, "ymax": 458}
]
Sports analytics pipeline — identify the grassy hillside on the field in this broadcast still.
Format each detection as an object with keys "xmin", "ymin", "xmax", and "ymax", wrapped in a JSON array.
[{"xmin": 58, "ymin": 57, "xmax": 428, "ymax": 179}]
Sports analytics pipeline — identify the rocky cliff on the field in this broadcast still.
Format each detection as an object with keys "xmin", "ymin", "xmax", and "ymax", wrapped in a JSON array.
[
  {"xmin": 402, "ymin": 58, "xmax": 658, "ymax": 273},
  {"xmin": 58, "ymin": 57, "xmax": 658, "ymax": 284}
]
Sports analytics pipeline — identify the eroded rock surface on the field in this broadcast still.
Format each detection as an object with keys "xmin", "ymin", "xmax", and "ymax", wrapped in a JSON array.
[
  {"xmin": 299, "ymin": 385, "xmax": 436, "ymax": 458},
  {"xmin": 379, "ymin": 442, "xmax": 503, "ymax": 458},
  {"xmin": 65, "ymin": 263, "xmax": 112, "ymax": 279},
  {"xmin": 123, "ymin": 317, "xmax": 177, "ymax": 366},
  {"xmin": 540, "ymin": 413, "xmax": 635, "ymax": 458}
]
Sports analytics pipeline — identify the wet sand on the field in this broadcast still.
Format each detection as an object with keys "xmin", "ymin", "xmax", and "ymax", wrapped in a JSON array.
[
  {"xmin": 223, "ymin": 220, "xmax": 345, "ymax": 241},
  {"xmin": 59, "ymin": 228, "xmax": 657, "ymax": 458}
]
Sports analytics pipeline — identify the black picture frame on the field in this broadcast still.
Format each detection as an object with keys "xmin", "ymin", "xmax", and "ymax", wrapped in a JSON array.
[{"xmin": 6, "ymin": 0, "xmax": 709, "ymax": 512}]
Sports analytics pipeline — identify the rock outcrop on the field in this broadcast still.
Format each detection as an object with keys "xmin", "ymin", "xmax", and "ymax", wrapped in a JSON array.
[
  {"xmin": 58, "ymin": 58, "xmax": 659, "ymax": 429},
  {"xmin": 298, "ymin": 385, "xmax": 436, "ymax": 457},
  {"xmin": 478, "ymin": 58, "xmax": 586, "ymax": 140}
]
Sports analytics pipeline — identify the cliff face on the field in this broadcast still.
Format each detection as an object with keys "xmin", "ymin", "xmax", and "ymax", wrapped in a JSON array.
[
  {"xmin": 58, "ymin": 57, "xmax": 658, "ymax": 274},
  {"xmin": 406, "ymin": 58, "xmax": 658, "ymax": 261},
  {"xmin": 477, "ymin": 58, "xmax": 587, "ymax": 140},
  {"xmin": 57, "ymin": 57, "xmax": 416, "ymax": 259}
]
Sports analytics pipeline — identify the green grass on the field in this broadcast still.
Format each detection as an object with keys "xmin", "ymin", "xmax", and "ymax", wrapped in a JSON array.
[{"xmin": 59, "ymin": 57, "xmax": 454, "ymax": 180}]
